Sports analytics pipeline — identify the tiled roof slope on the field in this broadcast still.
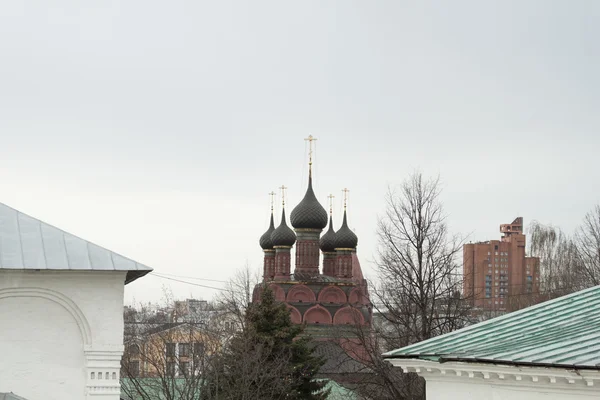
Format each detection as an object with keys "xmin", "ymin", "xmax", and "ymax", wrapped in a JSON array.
[
  {"xmin": 383, "ymin": 285, "xmax": 600, "ymax": 369},
  {"xmin": 0, "ymin": 202, "xmax": 152, "ymax": 284}
]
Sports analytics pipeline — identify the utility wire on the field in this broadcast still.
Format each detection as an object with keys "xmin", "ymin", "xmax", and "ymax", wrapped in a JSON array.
[
  {"xmin": 151, "ymin": 272, "xmax": 227, "ymax": 284},
  {"xmin": 149, "ymin": 273, "xmax": 229, "ymax": 292}
]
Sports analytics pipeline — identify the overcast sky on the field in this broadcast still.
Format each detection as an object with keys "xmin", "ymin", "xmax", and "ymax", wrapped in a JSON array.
[{"xmin": 1, "ymin": 1, "xmax": 598, "ymax": 304}]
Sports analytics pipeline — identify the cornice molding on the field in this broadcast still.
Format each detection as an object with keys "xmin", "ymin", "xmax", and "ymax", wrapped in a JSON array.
[{"xmin": 388, "ymin": 359, "xmax": 600, "ymax": 391}]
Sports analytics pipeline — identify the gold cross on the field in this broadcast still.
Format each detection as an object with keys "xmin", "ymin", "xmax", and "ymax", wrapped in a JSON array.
[
  {"xmin": 342, "ymin": 188, "xmax": 349, "ymax": 210},
  {"xmin": 268, "ymin": 191, "xmax": 276, "ymax": 212},
  {"xmin": 327, "ymin": 194, "xmax": 335, "ymax": 215},
  {"xmin": 304, "ymin": 134, "xmax": 317, "ymax": 175},
  {"xmin": 279, "ymin": 185, "xmax": 288, "ymax": 207}
]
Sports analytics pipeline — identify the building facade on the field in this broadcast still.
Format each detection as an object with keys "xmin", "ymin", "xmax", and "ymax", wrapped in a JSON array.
[
  {"xmin": 463, "ymin": 217, "xmax": 540, "ymax": 311},
  {"xmin": 0, "ymin": 202, "xmax": 152, "ymax": 400}
]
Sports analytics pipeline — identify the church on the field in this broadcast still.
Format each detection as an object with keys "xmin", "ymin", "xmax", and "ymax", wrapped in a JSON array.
[{"xmin": 254, "ymin": 137, "xmax": 372, "ymax": 338}]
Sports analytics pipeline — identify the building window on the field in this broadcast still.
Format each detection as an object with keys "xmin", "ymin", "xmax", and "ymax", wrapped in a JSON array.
[
  {"xmin": 179, "ymin": 343, "xmax": 190, "ymax": 357},
  {"xmin": 194, "ymin": 342, "xmax": 205, "ymax": 356},
  {"xmin": 129, "ymin": 361, "xmax": 140, "ymax": 377},
  {"xmin": 166, "ymin": 362, "xmax": 176, "ymax": 377},
  {"xmin": 129, "ymin": 344, "xmax": 140, "ymax": 356},
  {"xmin": 179, "ymin": 361, "xmax": 190, "ymax": 377},
  {"xmin": 166, "ymin": 343, "xmax": 176, "ymax": 357}
]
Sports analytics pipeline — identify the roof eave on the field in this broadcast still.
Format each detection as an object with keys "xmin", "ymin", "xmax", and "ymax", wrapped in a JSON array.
[
  {"xmin": 125, "ymin": 268, "xmax": 153, "ymax": 285},
  {"xmin": 383, "ymin": 354, "xmax": 600, "ymax": 372}
]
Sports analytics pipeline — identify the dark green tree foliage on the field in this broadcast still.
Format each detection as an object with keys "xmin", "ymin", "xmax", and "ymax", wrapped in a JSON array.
[{"xmin": 206, "ymin": 287, "xmax": 329, "ymax": 400}]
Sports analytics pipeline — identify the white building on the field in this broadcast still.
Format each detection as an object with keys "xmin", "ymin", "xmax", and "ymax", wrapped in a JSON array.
[
  {"xmin": 0, "ymin": 202, "xmax": 152, "ymax": 400},
  {"xmin": 384, "ymin": 285, "xmax": 600, "ymax": 399}
]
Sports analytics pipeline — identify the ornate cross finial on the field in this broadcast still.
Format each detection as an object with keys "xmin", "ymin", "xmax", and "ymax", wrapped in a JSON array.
[
  {"xmin": 342, "ymin": 188, "xmax": 350, "ymax": 211},
  {"xmin": 279, "ymin": 185, "xmax": 288, "ymax": 207},
  {"xmin": 304, "ymin": 134, "xmax": 317, "ymax": 177},
  {"xmin": 269, "ymin": 191, "xmax": 276, "ymax": 212},
  {"xmin": 327, "ymin": 194, "xmax": 335, "ymax": 215}
]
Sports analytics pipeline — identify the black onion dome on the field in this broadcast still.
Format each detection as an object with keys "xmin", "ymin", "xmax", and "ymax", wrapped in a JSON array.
[
  {"xmin": 271, "ymin": 208, "xmax": 297, "ymax": 247},
  {"xmin": 259, "ymin": 213, "xmax": 275, "ymax": 249},
  {"xmin": 290, "ymin": 176, "xmax": 328, "ymax": 230},
  {"xmin": 334, "ymin": 210, "xmax": 358, "ymax": 249},
  {"xmin": 319, "ymin": 215, "xmax": 337, "ymax": 252}
]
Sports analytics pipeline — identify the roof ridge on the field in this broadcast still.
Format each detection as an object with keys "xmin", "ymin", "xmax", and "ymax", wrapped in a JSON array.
[
  {"xmin": 0, "ymin": 201, "xmax": 152, "ymax": 283},
  {"xmin": 0, "ymin": 201, "xmax": 151, "ymax": 270}
]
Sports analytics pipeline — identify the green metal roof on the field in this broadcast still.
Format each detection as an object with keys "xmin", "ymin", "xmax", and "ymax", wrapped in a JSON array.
[
  {"xmin": 120, "ymin": 378, "xmax": 356, "ymax": 399},
  {"xmin": 383, "ymin": 285, "xmax": 600, "ymax": 370}
]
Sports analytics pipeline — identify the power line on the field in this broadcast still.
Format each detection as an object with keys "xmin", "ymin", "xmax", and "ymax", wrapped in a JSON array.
[
  {"xmin": 148, "ymin": 273, "xmax": 228, "ymax": 292},
  {"xmin": 151, "ymin": 272, "xmax": 228, "ymax": 284}
]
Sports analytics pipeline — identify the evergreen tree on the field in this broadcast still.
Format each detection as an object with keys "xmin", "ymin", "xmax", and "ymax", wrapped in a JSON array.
[{"xmin": 205, "ymin": 286, "xmax": 329, "ymax": 399}]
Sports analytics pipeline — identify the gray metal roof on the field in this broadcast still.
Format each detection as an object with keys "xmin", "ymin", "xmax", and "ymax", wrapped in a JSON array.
[
  {"xmin": 0, "ymin": 393, "xmax": 29, "ymax": 400},
  {"xmin": 383, "ymin": 285, "xmax": 600, "ymax": 370},
  {"xmin": 0, "ymin": 202, "xmax": 152, "ymax": 284}
]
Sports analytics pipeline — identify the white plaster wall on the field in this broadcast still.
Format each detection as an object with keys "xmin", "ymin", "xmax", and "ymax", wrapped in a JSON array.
[
  {"xmin": 0, "ymin": 270, "xmax": 127, "ymax": 400},
  {"xmin": 427, "ymin": 378, "xmax": 600, "ymax": 400}
]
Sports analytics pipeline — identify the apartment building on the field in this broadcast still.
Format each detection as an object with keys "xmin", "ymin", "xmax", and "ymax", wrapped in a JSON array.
[{"xmin": 463, "ymin": 217, "xmax": 540, "ymax": 311}]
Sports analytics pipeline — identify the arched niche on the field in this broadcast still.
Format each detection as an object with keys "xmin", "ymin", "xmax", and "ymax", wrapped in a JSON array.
[
  {"xmin": 0, "ymin": 288, "xmax": 90, "ymax": 399},
  {"xmin": 0, "ymin": 287, "xmax": 91, "ymax": 345},
  {"xmin": 317, "ymin": 285, "xmax": 347, "ymax": 304},
  {"xmin": 268, "ymin": 284, "xmax": 286, "ymax": 301},
  {"xmin": 303, "ymin": 305, "xmax": 332, "ymax": 325},
  {"xmin": 287, "ymin": 305, "xmax": 302, "ymax": 324},
  {"xmin": 348, "ymin": 287, "xmax": 368, "ymax": 305},
  {"xmin": 286, "ymin": 284, "xmax": 316, "ymax": 303},
  {"xmin": 333, "ymin": 306, "xmax": 365, "ymax": 325}
]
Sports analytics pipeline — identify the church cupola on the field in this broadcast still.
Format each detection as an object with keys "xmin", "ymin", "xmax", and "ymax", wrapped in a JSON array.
[
  {"xmin": 271, "ymin": 186, "xmax": 296, "ymax": 280},
  {"xmin": 334, "ymin": 209, "xmax": 358, "ymax": 250},
  {"xmin": 271, "ymin": 208, "xmax": 296, "ymax": 247},
  {"xmin": 260, "ymin": 192, "xmax": 277, "ymax": 280},
  {"xmin": 290, "ymin": 176, "xmax": 328, "ymax": 230},
  {"xmin": 259, "ymin": 211, "xmax": 275, "ymax": 251},
  {"xmin": 320, "ymin": 194, "xmax": 338, "ymax": 277},
  {"xmin": 335, "ymin": 189, "xmax": 358, "ymax": 279},
  {"xmin": 290, "ymin": 135, "xmax": 327, "ymax": 277}
]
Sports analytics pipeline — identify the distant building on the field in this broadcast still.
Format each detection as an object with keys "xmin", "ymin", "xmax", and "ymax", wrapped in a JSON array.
[
  {"xmin": 123, "ymin": 322, "xmax": 216, "ymax": 379},
  {"xmin": 0, "ymin": 202, "xmax": 152, "ymax": 400},
  {"xmin": 463, "ymin": 217, "xmax": 540, "ymax": 311}
]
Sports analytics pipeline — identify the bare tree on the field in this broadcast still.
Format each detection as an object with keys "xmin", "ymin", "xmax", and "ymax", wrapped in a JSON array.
[
  {"xmin": 374, "ymin": 172, "xmax": 468, "ymax": 348},
  {"xmin": 215, "ymin": 262, "xmax": 260, "ymax": 331},
  {"xmin": 121, "ymin": 295, "xmax": 230, "ymax": 400},
  {"xmin": 326, "ymin": 318, "xmax": 425, "ymax": 400},
  {"xmin": 528, "ymin": 220, "xmax": 582, "ymax": 294},
  {"xmin": 575, "ymin": 204, "xmax": 600, "ymax": 286}
]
